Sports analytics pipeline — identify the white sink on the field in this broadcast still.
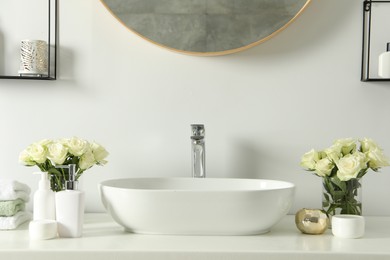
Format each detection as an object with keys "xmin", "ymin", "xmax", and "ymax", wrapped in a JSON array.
[{"xmin": 99, "ymin": 177, "xmax": 295, "ymax": 235}]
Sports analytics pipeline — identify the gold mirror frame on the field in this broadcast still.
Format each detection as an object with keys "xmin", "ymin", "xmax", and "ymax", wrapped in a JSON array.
[{"xmin": 100, "ymin": 0, "xmax": 311, "ymax": 56}]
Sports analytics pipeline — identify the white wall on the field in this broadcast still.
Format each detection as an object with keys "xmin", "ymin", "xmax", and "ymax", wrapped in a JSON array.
[{"xmin": 1, "ymin": 0, "xmax": 390, "ymax": 215}]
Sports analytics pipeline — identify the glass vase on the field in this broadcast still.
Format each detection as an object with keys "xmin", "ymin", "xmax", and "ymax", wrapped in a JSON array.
[
  {"xmin": 49, "ymin": 171, "xmax": 68, "ymax": 192},
  {"xmin": 322, "ymin": 177, "xmax": 362, "ymax": 217}
]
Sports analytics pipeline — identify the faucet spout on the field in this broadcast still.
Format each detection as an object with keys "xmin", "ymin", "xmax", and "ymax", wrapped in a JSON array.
[{"xmin": 191, "ymin": 124, "xmax": 205, "ymax": 178}]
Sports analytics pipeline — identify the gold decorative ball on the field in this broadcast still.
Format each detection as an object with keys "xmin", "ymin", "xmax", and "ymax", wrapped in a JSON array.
[{"xmin": 295, "ymin": 208, "xmax": 329, "ymax": 235}]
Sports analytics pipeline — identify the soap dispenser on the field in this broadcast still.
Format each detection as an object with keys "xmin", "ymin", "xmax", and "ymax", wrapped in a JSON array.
[
  {"xmin": 33, "ymin": 172, "xmax": 55, "ymax": 220},
  {"xmin": 379, "ymin": 42, "xmax": 390, "ymax": 78},
  {"xmin": 55, "ymin": 164, "xmax": 85, "ymax": 238}
]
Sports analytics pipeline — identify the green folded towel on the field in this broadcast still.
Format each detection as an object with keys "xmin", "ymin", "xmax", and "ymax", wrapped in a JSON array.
[{"xmin": 0, "ymin": 199, "xmax": 25, "ymax": 217}]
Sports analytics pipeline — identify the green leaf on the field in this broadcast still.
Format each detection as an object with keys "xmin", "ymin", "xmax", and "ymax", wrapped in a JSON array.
[
  {"xmin": 332, "ymin": 191, "xmax": 345, "ymax": 202},
  {"xmin": 325, "ymin": 203, "xmax": 339, "ymax": 216},
  {"xmin": 357, "ymin": 169, "xmax": 368, "ymax": 178},
  {"xmin": 323, "ymin": 192, "xmax": 330, "ymax": 202},
  {"xmin": 330, "ymin": 176, "xmax": 346, "ymax": 192},
  {"xmin": 48, "ymin": 168, "xmax": 61, "ymax": 176}
]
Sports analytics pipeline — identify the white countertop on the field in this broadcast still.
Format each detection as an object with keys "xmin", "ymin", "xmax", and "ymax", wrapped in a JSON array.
[{"xmin": 1, "ymin": 213, "xmax": 390, "ymax": 260}]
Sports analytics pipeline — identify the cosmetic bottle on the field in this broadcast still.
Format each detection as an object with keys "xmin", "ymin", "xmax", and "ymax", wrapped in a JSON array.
[
  {"xmin": 55, "ymin": 164, "xmax": 85, "ymax": 238},
  {"xmin": 33, "ymin": 172, "xmax": 55, "ymax": 220},
  {"xmin": 379, "ymin": 42, "xmax": 390, "ymax": 78}
]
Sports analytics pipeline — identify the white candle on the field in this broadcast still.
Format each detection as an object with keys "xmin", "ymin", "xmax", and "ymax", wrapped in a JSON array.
[{"xmin": 332, "ymin": 215, "xmax": 365, "ymax": 239}]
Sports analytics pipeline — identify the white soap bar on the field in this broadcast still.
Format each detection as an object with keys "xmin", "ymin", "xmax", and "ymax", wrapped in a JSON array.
[{"xmin": 29, "ymin": 219, "xmax": 57, "ymax": 240}]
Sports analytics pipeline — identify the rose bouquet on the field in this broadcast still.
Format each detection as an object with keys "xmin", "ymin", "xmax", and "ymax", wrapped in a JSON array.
[
  {"xmin": 19, "ymin": 137, "xmax": 109, "ymax": 192},
  {"xmin": 300, "ymin": 138, "xmax": 389, "ymax": 216}
]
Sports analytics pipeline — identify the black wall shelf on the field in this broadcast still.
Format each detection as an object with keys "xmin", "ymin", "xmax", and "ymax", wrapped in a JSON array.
[
  {"xmin": 362, "ymin": 0, "xmax": 390, "ymax": 81},
  {"xmin": 0, "ymin": 0, "xmax": 57, "ymax": 80}
]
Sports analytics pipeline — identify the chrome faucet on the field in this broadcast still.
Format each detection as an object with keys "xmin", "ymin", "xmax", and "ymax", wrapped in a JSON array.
[{"xmin": 191, "ymin": 124, "xmax": 205, "ymax": 178}]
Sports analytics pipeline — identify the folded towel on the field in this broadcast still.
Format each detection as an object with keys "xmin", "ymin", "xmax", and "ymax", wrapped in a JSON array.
[
  {"xmin": 0, "ymin": 211, "xmax": 32, "ymax": 230},
  {"xmin": 0, "ymin": 199, "xmax": 25, "ymax": 217},
  {"xmin": 0, "ymin": 180, "xmax": 31, "ymax": 202}
]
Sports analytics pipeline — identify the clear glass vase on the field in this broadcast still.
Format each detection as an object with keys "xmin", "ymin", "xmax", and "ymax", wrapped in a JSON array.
[
  {"xmin": 49, "ymin": 170, "xmax": 71, "ymax": 192},
  {"xmin": 49, "ymin": 172, "xmax": 65, "ymax": 192},
  {"xmin": 322, "ymin": 177, "xmax": 362, "ymax": 216}
]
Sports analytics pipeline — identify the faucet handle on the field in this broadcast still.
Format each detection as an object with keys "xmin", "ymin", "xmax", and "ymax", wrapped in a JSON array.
[
  {"xmin": 55, "ymin": 164, "xmax": 76, "ymax": 178},
  {"xmin": 191, "ymin": 124, "xmax": 205, "ymax": 138}
]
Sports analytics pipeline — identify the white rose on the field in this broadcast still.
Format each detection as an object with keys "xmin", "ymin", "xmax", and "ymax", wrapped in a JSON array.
[
  {"xmin": 336, "ymin": 152, "xmax": 367, "ymax": 181},
  {"xmin": 47, "ymin": 142, "xmax": 68, "ymax": 165},
  {"xmin": 18, "ymin": 149, "xmax": 36, "ymax": 166},
  {"xmin": 324, "ymin": 144, "xmax": 342, "ymax": 163},
  {"xmin": 66, "ymin": 137, "xmax": 89, "ymax": 156},
  {"xmin": 26, "ymin": 143, "xmax": 47, "ymax": 164},
  {"xmin": 360, "ymin": 138, "xmax": 380, "ymax": 153},
  {"xmin": 300, "ymin": 149, "xmax": 319, "ymax": 170},
  {"xmin": 38, "ymin": 139, "xmax": 53, "ymax": 146},
  {"xmin": 334, "ymin": 138, "xmax": 356, "ymax": 155},
  {"xmin": 366, "ymin": 147, "xmax": 390, "ymax": 169},
  {"xmin": 79, "ymin": 150, "xmax": 96, "ymax": 170},
  {"xmin": 91, "ymin": 142, "xmax": 109, "ymax": 165},
  {"xmin": 359, "ymin": 138, "xmax": 389, "ymax": 169},
  {"xmin": 58, "ymin": 138, "xmax": 69, "ymax": 145},
  {"xmin": 314, "ymin": 158, "xmax": 334, "ymax": 177}
]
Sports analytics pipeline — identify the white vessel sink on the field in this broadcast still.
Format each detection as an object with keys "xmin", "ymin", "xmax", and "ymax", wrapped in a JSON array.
[{"xmin": 99, "ymin": 177, "xmax": 295, "ymax": 235}]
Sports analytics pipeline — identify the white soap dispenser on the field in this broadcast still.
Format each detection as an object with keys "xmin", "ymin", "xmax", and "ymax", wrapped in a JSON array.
[
  {"xmin": 55, "ymin": 164, "xmax": 85, "ymax": 238},
  {"xmin": 379, "ymin": 42, "xmax": 390, "ymax": 78},
  {"xmin": 33, "ymin": 172, "xmax": 55, "ymax": 220}
]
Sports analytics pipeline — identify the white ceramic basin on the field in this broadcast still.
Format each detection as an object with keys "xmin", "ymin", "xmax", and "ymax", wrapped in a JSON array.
[{"xmin": 99, "ymin": 177, "xmax": 295, "ymax": 235}]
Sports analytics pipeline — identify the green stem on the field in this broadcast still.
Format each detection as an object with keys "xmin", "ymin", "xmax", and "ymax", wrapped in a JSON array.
[{"xmin": 322, "ymin": 177, "xmax": 362, "ymax": 216}]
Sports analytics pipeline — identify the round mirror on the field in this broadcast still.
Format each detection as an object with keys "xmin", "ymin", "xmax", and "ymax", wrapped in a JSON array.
[{"xmin": 101, "ymin": 0, "xmax": 311, "ymax": 56}]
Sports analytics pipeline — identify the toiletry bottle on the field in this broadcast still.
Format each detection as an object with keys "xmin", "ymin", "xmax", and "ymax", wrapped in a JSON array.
[
  {"xmin": 33, "ymin": 172, "xmax": 55, "ymax": 220},
  {"xmin": 379, "ymin": 42, "xmax": 390, "ymax": 78},
  {"xmin": 55, "ymin": 164, "xmax": 85, "ymax": 238}
]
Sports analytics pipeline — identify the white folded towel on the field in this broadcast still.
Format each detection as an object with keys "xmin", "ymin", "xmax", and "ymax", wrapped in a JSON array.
[
  {"xmin": 0, "ymin": 211, "xmax": 32, "ymax": 230},
  {"xmin": 0, "ymin": 180, "xmax": 31, "ymax": 202}
]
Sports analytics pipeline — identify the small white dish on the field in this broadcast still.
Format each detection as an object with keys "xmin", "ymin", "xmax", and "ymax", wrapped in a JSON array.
[{"xmin": 332, "ymin": 215, "xmax": 365, "ymax": 239}]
